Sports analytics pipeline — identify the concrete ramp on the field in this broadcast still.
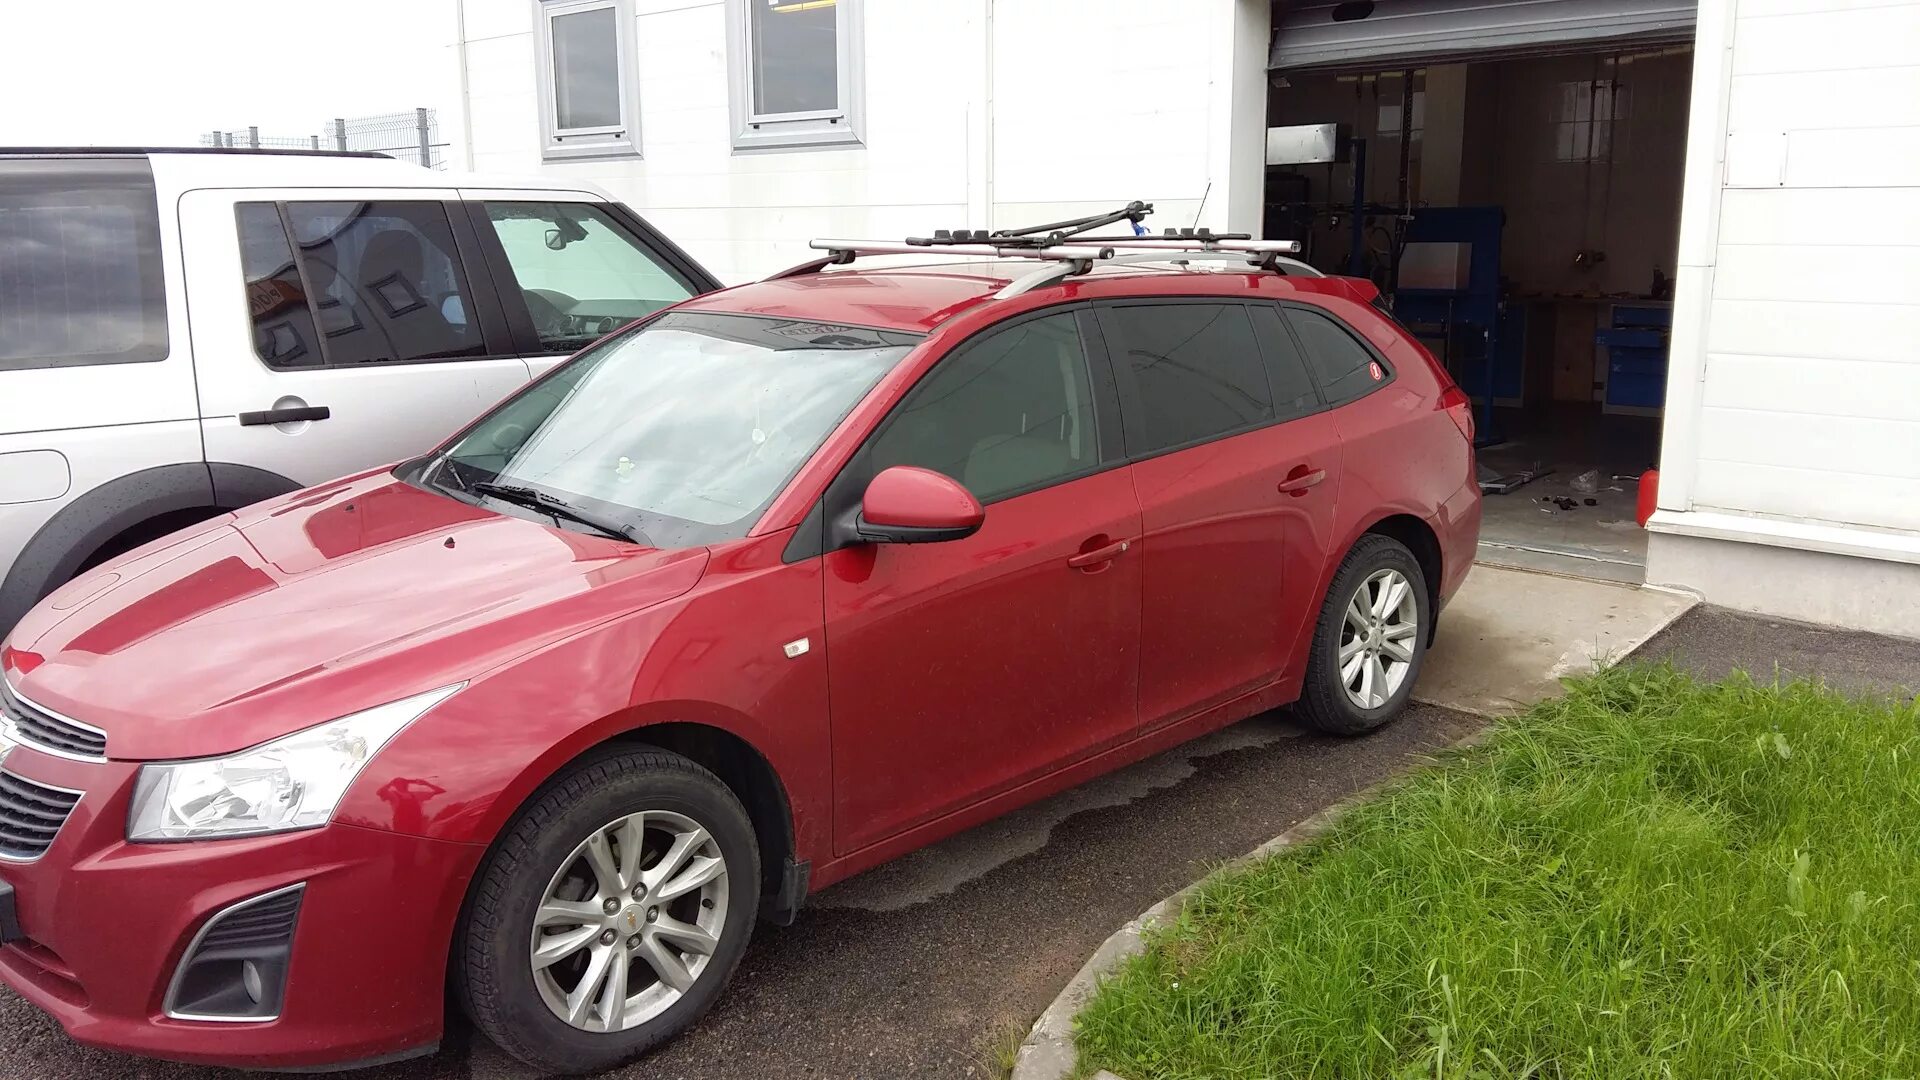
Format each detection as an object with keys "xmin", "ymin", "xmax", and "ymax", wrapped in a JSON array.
[{"xmin": 1417, "ymin": 564, "xmax": 1697, "ymax": 716}]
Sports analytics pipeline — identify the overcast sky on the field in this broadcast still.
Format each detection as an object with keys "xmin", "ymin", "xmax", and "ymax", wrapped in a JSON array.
[{"xmin": 0, "ymin": 0, "xmax": 457, "ymax": 148}]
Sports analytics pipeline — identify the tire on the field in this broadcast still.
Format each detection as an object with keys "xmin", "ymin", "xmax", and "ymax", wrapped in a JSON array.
[
  {"xmin": 1294, "ymin": 533, "xmax": 1431, "ymax": 735},
  {"xmin": 461, "ymin": 748, "xmax": 760, "ymax": 1075}
]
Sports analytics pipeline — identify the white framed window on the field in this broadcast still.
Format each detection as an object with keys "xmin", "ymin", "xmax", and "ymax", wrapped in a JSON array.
[
  {"xmin": 534, "ymin": 0, "xmax": 641, "ymax": 161},
  {"xmin": 726, "ymin": 0, "xmax": 865, "ymax": 152}
]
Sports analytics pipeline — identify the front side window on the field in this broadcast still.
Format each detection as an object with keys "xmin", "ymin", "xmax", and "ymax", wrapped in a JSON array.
[
  {"xmin": 0, "ymin": 157, "xmax": 168, "ymax": 370},
  {"xmin": 864, "ymin": 312, "xmax": 1098, "ymax": 504},
  {"xmin": 235, "ymin": 200, "xmax": 483, "ymax": 368},
  {"xmin": 1103, "ymin": 303, "xmax": 1273, "ymax": 456},
  {"xmin": 727, "ymin": 0, "xmax": 863, "ymax": 151},
  {"xmin": 535, "ymin": 0, "xmax": 640, "ymax": 161},
  {"xmin": 424, "ymin": 313, "xmax": 916, "ymax": 548},
  {"xmin": 1288, "ymin": 307, "xmax": 1390, "ymax": 405},
  {"xmin": 482, "ymin": 201, "xmax": 695, "ymax": 354}
]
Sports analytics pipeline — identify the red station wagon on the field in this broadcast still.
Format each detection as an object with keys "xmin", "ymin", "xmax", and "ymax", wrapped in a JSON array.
[{"xmin": 0, "ymin": 209, "xmax": 1480, "ymax": 1073}]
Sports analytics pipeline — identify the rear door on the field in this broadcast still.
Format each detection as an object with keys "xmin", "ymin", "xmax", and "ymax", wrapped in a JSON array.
[
  {"xmin": 458, "ymin": 191, "xmax": 719, "ymax": 375},
  {"xmin": 1098, "ymin": 299, "xmax": 1345, "ymax": 731},
  {"xmin": 180, "ymin": 188, "xmax": 531, "ymax": 488}
]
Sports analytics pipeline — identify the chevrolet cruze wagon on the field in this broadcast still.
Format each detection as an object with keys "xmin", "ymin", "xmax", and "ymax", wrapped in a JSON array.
[{"xmin": 0, "ymin": 217, "xmax": 1479, "ymax": 1073}]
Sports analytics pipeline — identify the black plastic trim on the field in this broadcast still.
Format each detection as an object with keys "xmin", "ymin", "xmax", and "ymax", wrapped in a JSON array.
[
  {"xmin": 762, "ymin": 858, "xmax": 811, "ymax": 927},
  {"xmin": 237, "ymin": 405, "xmax": 330, "ymax": 427}
]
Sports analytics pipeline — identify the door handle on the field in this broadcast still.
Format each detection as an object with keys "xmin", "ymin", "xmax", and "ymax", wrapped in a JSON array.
[
  {"xmin": 1066, "ymin": 538, "xmax": 1131, "ymax": 569},
  {"xmin": 239, "ymin": 405, "xmax": 331, "ymax": 427},
  {"xmin": 1278, "ymin": 468, "xmax": 1326, "ymax": 495}
]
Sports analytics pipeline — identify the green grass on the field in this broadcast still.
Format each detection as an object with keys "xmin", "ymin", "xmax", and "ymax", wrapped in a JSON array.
[{"xmin": 1074, "ymin": 665, "xmax": 1920, "ymax": 1080}]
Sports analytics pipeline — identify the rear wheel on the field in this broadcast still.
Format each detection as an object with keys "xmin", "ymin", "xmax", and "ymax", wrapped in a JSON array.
[
  {"xmin": 461, "ymin": 749, "xmax": 759, "ymax": 1075},
  {"xmin": 1294, "ymin": 534, "xmax": 1430, "ymax": 735}
]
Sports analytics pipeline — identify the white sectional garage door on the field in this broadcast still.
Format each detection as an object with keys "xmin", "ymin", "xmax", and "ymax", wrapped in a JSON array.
[{"xmin": 1271, "ymin": 0, "xmax": 1698, "ymax": 71}]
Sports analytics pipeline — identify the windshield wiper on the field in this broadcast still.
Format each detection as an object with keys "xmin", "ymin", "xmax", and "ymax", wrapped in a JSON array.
[{"xmin": 471, "ymin": 482, "xmax": 645, "ymax": 545}]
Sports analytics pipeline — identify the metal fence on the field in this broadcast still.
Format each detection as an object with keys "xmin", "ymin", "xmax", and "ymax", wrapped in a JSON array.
[{"xmin": 200, "ymin": 108, "xmax": 450, "ymax": 169}]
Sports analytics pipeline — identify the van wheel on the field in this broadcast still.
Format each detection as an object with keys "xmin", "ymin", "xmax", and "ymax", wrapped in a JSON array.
[
  {"xmin": 1295, "ymin": 534, "xmax": 1430, "ymax": 735},
  {"xmin": 461, "ymin": 749, "xmax": 759, "ymax": 1075}
]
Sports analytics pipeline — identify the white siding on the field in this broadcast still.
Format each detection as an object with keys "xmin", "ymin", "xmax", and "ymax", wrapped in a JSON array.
[
  {"xmin": 1661, "ymin": 0, "xmax": 1920, "ymax": 538},
  {"xmin": 451, "ymin": 0, "xmax": 1270, "ymax": 284}
]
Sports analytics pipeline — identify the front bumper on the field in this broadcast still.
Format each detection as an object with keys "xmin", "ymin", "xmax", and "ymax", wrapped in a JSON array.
[{"xmin": 0, "ymin": 746, "xmax": 484, "ymax": 1070}]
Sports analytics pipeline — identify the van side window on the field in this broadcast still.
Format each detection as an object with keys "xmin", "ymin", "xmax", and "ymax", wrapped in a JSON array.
[
  {"xmin": 236, "ymin": 204, "xmax": 324, "ymax": 368},
  {"xmin": 233, "ymin": 201, "xmax": 485, "ymax": 369},
  {"xmin": 0, "ymin": 158, "xmax": 169, "ymax": 370},
  {"xmin": 480, "ymin": 202, "xmax": 695, "ymax": 355},
  {"xmin": 1287, "ymin": 307, "xmax": 1391, "ymax": 405}
]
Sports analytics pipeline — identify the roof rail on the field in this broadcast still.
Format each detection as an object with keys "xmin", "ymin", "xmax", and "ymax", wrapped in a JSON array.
[
  {"xmin": 0, "ymin": 146, "xmax": 391, "ymax": 160},
  {"xmin": 761, "ymin": 201, "xmax": 1313, "ymax": 298}
]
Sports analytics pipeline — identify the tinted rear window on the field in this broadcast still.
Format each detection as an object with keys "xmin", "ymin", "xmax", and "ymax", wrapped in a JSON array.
[
  {"xmin": 1288, "ymin": 307, "xmax": 1389, "ymax": 405},
  {"xmin": 0, "ymin": 157, "xmax": 168, "ymax": 370},
  {"xmin": 1104, "ymin": 302, "xmax": 1272, "ymax": 455}
]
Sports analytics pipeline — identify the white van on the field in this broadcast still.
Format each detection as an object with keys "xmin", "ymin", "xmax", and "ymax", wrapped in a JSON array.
[{"xmin": 0, "ymin": 148, "xmax": 719, "ymax": 632}]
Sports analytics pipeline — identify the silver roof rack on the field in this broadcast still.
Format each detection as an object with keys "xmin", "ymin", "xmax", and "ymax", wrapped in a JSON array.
[{"xmin": 759, "ymin": 200, "xmax": 1317, "ymax": 298}]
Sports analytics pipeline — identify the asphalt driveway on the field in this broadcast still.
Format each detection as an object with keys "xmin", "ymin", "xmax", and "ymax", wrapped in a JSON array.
[{"xmin": 1, "ymin": 702, "xmax": 1481, "ymax": 1080}]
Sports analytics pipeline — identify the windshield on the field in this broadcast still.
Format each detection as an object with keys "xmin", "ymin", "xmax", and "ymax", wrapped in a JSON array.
[{"xmin": 420, "ymin": 312, "xmax": 918, "ymax": 547}]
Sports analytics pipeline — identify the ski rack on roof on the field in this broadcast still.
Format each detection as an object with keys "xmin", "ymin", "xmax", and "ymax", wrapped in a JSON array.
[{"xmin": 761, "ymin": 200, "xmax": 1319, "ymax": 299}]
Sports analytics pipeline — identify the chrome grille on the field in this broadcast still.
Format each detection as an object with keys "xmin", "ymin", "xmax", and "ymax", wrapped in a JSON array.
[
  {"xmin": 1, "ymin": 683, "xmax": 107, "ymax": 761},
  {"xmin": 0, "ymin": 769, "xmax": 82, "ymax": 861}
]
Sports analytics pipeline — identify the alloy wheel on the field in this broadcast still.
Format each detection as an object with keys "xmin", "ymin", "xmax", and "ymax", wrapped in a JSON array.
[
  {"xmin": 1338, "ymin": 567, "xmax": 1419, "ymax": 710},
  {"xmin": 528, "ymin": 810, "xmax": 730, "ymax": 1033}
]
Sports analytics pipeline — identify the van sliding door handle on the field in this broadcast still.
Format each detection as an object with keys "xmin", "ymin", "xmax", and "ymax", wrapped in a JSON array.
[{"xmin": 238, "ymin": 405, "xmax": 331, "ymax": 426}]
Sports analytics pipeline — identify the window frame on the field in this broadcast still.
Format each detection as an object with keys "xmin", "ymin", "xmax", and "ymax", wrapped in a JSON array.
[
  {"xmin": 724, "ymin": 0, "xmax": 865, "ymax": 152},
  {"xmin": 231, "ymin": 198, "xmax": 519, "ymax": 372},
  {"xmin": 458, "ymin": 198, "xmax": 720, "ymax": 358},
  {"xmin": 533, "ymin": 0, "xmax": 643, "ymax": 162}
]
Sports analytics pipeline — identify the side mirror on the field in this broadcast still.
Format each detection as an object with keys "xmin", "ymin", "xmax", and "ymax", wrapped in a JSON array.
[{"xmin": 857, "ymin": 466, "xmax": 984, "ymax": 544}]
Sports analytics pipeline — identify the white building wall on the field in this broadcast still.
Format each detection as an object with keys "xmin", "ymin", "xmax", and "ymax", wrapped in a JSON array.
[
  {"xmin": 451, "ymin": 0, "xmax": 1270, "ymax": 284},
  {"xmin": 1650, "ymin": 0, "xmax": 1920, "ymax": 636}
]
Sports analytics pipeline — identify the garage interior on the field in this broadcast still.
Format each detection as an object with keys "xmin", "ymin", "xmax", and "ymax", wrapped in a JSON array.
[{"xmin": 1263, "ymin": 0, "xmax": 1697, "ymax": 582}]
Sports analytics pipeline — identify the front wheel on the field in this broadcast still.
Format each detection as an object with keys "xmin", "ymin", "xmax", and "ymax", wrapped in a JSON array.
[
  {"xmin": 1294, "ymin": 534, "xmax": 1430, "ymax": 735},
  {"xmin": 460, "ymin": 749, "xmax": 760, "ymax": 1075}
]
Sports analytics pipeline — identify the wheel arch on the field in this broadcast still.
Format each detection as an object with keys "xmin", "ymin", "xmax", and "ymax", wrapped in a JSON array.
[
  {"xmin": 468, "ymin": 713, "xmax": 801, "ymax": 925},
  {"xmin": 0, "ymin": 462, "xmax": 305, "ymax": 637},
  {"xmin": 1355, "ymin": 512, "xmax": 1444, "ymax": 645}
]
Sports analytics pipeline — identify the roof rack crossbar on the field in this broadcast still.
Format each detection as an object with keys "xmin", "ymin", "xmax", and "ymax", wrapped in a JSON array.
[
  {"xmin": 808, "ymin": 239, "xmax": 1116, "ymax": 261},
  {"xmin": 764, "ymin": 202, "xmax": 1324, "ymax": 294}
]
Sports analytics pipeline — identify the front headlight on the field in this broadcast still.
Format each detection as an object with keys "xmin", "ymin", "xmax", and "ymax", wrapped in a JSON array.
[
  {"xmin": 0, "ymin": 719, "xmax": 15, "ymax": 766},
  {"xmin": 127, "ymin": 684, "xmax": 464, "ymax": 842}
]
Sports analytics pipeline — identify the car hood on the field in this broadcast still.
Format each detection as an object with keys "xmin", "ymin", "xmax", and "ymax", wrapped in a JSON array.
[{"xmin": 2, "ymin": 469, "xmax": 708, "ymax": 761}]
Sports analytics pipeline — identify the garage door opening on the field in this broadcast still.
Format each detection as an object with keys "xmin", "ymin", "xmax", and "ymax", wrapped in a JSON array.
[{"xmin": 1264, "ymin": 3, "xmax": 1695, "ymax": 582}]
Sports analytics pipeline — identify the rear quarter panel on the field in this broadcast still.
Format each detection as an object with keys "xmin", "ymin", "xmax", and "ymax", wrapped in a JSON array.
[{"xmin": 1303, "ymin": 295, "xmax": 1479, "ymax": 629}]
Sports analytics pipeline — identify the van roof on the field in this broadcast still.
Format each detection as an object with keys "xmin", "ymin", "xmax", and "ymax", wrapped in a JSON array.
[{"xmin": 0, "ymin": 147, "xmax": 611, "ymax": 200}]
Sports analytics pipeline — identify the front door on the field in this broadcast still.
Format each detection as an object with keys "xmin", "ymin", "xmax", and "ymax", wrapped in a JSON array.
[
  {"xmin": 823, "ymin": 309, "xmax": 1142, "ymax": 854},
  {"xmin": 1098, "ymin": 300, "xmax": 1344, "ymax": 730},
  {"xmin": 180, "ymin": 189, "xmax": 532, "ymax": 488}
]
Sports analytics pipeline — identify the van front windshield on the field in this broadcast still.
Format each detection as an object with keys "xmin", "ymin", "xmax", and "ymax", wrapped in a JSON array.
[{"xmin": 421, "ymin": 312, "xmax": 917, "ymax": 548}]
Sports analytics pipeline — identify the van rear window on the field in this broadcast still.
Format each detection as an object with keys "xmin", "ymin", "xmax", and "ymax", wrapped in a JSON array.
[{"xmin": 0, "ymin": 157, "xmax": 169, "ymax": 370}]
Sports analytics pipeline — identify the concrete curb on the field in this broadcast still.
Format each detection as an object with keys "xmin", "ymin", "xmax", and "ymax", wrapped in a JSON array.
[{"xmin": 1006, "ymin": 784, "xmax": 1375, "ymax": 1080}]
